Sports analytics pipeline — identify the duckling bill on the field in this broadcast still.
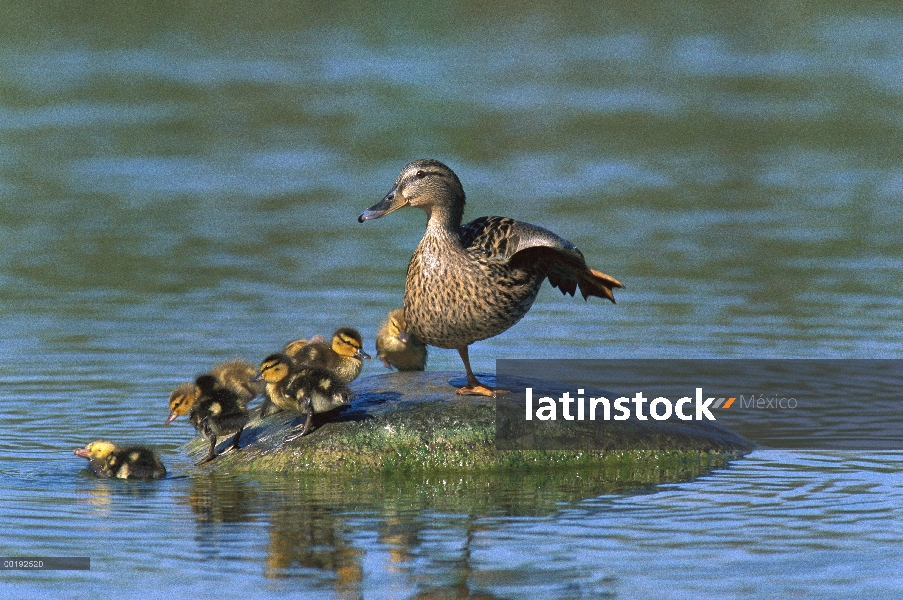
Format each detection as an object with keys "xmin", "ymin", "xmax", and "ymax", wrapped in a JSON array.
[
  {"xmin": 360, "ymin": 159, "xmax": 622, "ymax": 396},
  {"xmin": 74, "ymin": 440, "xmax": 166, "ymax": 479}
]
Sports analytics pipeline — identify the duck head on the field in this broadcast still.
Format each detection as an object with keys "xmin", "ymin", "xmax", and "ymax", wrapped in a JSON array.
[
  {"xmin": 386, "ymin": 308, "xmax": 409, "ymax": 343},
  {"xmin": 74, "ymin": 440, "xmax": 116, "ymax": 461},
  {"xmin": 166, "ymin": 383, "xmax": 198, "ymax": 424},
  {"xmin": 359, "ymin": 159, "xmax": 465, "ymax": 224},
  {"xmin": 332, "ymin": 327, "xmax": 371, "ymax": 360},
  {"xmin": 256, "ymin": 353, "xmax": 294, "ymax": 384}
]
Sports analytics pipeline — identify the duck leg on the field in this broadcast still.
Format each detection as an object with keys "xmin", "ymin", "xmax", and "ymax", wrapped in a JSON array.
[
  {"xmin": 285, "ymin": 398, "xmax": 315, "ymax": 442},
  {"xmin": 197, "ymin": 435, "xmax": 218, "ymax": 465},
  {"xmin": 227, "ymin": 426, "xmax": 244, "ymax": 452},
  {"xmin": 455, "ymin": 346, "xmax": 508, "ymax": 397}
]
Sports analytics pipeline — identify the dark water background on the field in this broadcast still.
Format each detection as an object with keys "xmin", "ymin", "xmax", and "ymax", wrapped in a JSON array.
[{"xmin": 1, "ymin": 1, "xmax": 902, "ymax": 597}]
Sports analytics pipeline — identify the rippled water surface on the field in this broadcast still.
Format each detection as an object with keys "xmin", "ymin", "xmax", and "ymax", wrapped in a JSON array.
[{"xmin": 1, "ymin": 1, "xmax": 902, "ymax": 597}]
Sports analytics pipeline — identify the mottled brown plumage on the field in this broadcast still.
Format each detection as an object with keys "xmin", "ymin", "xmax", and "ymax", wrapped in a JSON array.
[{"xmin": 359, "ymin": 158, "xmax": 622, "ymax": 396}]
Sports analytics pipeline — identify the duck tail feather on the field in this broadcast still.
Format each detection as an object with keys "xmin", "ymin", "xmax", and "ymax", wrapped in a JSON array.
[{"xmin": 577, "ymin": 268, "xmax": 623, "ymax": 303}]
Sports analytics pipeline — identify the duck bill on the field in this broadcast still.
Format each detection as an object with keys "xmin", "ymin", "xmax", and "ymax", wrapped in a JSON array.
[
  {"xmin": 358, "ymin": 188, "xmax": 409, "ymax": 222},
  {"xmin": 164, "ymin": 413, "xmax": 180, "ymax": 425},
  {"xmin": 251, "ymin": 373, "xmax": 264, "ymax": 383},
  {"xmin": 73, "ymin": 447, "xmax": 90, "ymax": 458},
  {"xmin": 355, "ymin": 348, "xmax": 372, "ymax": 360},
  {"xmin": 397, "ymin": 330, "xmax": 409, "ymax": 344}
]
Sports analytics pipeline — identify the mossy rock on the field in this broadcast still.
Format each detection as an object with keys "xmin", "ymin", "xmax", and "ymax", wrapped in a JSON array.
[{"xmin": 182, "ymin": 371, "xmax": 751, "ymax": 482}]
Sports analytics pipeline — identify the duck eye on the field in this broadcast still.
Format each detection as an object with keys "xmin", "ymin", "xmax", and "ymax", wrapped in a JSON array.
[{"xmin": 415, "ymin": 170, "xmax": 426, "ymax": 179}]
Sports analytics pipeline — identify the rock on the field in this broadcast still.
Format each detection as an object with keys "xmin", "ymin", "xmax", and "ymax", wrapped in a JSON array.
[{"xmin": 182, "ymin": 371, "xmax": 752, "ymax": 481}]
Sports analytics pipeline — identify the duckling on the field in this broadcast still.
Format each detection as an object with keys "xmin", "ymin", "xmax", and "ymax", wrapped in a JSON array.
[
  {"xmin": 166, "ymin": 375, "xmax": 249, "ymax": 465},
  {"xmin": 165, "ymin": 359, "xmax": 261, "ymax": 425},
  {"xmin": 376, "ymin": 308, "xmax": 428, "ymax": 371},
  {"xmin": 209, "ymin": 359, "xmax": 265, "ymax": 405},
  {"xmin": 359, "ymin": 158, "xmax": 623, "ymax": 396},
  {"xmin": 282, "ymin": 334, "xmax": 325, "ymax": 362},
  {"xmin": 293, "ymin": 327, "xmax": 371, "ymax": 384},
  {"xmin": 253, "ymin": 353, "xmax": 297, "ymax": 418},
  {"xmin": 256, "ymin": 352, "xmax": 351, "ymax": 440},
  {"xmin": 74, "ymin": 440, "xmax": 166, "ymax": 479}
]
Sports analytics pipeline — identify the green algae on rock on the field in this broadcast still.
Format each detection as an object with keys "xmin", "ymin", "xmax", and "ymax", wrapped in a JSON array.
[{"xmin": 183, "ymin": 371, "xmax": 751, "ymax": 480}]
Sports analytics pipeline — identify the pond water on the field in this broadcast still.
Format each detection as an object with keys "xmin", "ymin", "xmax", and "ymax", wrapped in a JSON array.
[{"xmin": 1, "ymin": 1, "xmax": 902, "ymax": 597}]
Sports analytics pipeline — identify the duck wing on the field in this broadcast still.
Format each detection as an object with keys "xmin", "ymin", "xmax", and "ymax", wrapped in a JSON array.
[{"xmin": 460, "ymin": 216, "xmax": 622, "ymax": 302}]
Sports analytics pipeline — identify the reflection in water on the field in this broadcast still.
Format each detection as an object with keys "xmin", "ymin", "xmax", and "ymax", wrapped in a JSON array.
[
  {"xmin": 174, "ymin": 467, "xmax": 712, "ymax": 595},
  {"xmin": 2, "ymin": 0, "xmax": 902, "ymax": 597}
]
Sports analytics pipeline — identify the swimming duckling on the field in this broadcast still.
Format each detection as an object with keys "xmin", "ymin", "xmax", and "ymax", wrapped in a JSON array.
[
  {"xmin": 359, "ymin": 159, "xmax": 623, "ymax": 396},
  {"xmin": 74, "ymin": 440, "xmax": 166, "ymax": 479},
  {"xmin": 293, "ymin": 327, "xmax": 371, "ymax": 384},
  {"xmin": 166, "ymin": 375, "xmax": 249, "ymax": 465},
  {"xmin": 256, "ymin": 352, "xmax": 351, "ymax": 440},
  {"xmin": 376, "ymin": 308, "xmax": 428, "ymax": 371}
]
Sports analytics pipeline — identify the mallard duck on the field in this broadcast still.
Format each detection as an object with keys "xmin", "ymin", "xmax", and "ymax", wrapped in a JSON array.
[
  {"xmin": 255, "ymin": 352, "xmax": 351, "ymax": 439},
  {"xmin": 376, "ymin": 308, "xmax": 428, "ymax": 371},
  {"xmin": 166, "ymin": 374, "xmax": 249, "ymax": 464},
  {"xmin": 359, "ymin": 158, "xmax": 623, "ymax": 396},
  {"xmin": 74, "ymin": 440, "xmax": 166, "ymax": 479},
  {"xmin": 292, "ymin": 327, "xmax": 371, "ymax": 384}
]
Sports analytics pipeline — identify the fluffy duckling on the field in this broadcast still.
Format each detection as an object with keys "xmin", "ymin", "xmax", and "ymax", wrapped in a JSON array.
[
  {"xmin": 282, "ymin": 335, "xmax": 325, "ymax": 361},
  {"xmin": 166, "ymin": 359, "xmax": 261, "ymax": 426},
  {"xmin": 166, "ymin": 374, "xmax": 249, "ymax": 465},
  {"xmin": 359, "ymin": 159, "xmax": 623, "ymax": 396},
  {"xmin": 376, "ymin": 308, "xmax": 428, "ymax": 371},
  {"xmin": 293, "ymin": 327, "xmax": 371, "ymax": 384},
  {"xmin": 209, "ymin": 359, "xmax": 265, "ymax": 405},
  {"xmin": 74, "ymin": 440, "xmax": 166, "ymax": 479},
  {"xmin": 255, "ymin": 352, "xmax": 351, "ymax": 440}
]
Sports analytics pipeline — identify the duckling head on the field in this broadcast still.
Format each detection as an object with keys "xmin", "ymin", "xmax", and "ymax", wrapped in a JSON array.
[
  {"xmin": 386, "ymin": 308, "xmax": 410, "ymax": 343},
  {"xmin": 166, "ymin": 382, "xmax": 198, "ymax": 425},
  {"xmin": 74, "ymin": 440, "xmax": 116, "ymax": 461},
  {"xmin": 256, "ymin": 353, "xmax": 294, "ymax": 384},
  {"xmin": 331, "ymin": 327, "xmax": 371, "ymax": 360},
  {"xmin": 359, "ymin": 159, "xmax": 465, "ymax": 224}
]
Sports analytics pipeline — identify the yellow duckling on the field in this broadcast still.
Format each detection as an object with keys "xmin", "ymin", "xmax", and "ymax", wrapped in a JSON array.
[
  {"xmin": 255, "ymin": 352, "xmax": 351, "ymax": 440},
  {"xmin": 166, "ymin": 374, "xmax": 249, "ymax": 464},
  {"xmin": 74, "ymin": 440, "xmax": 166, "ymax": 479},
  {"xmin": 376, "ymin": 308, "xmax": 427, "ymax": 371},
  {"xmin": 359, "ymin": 159, "xmax": 622, "ymax": 396},
  {"xmin": 293, "ymin": 327, "xmax": 371, "ymax": 384}
]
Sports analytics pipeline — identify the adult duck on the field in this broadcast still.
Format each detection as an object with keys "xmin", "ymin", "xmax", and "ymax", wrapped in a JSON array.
[{"xmin": 359, "ymin": 158, "xmax": 622, "ymax": 396}]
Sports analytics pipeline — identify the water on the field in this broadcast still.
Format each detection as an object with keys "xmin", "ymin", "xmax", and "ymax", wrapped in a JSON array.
[{"xmin": 1, "ymin": 0, "xmax": 902, "ymax": 597}]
